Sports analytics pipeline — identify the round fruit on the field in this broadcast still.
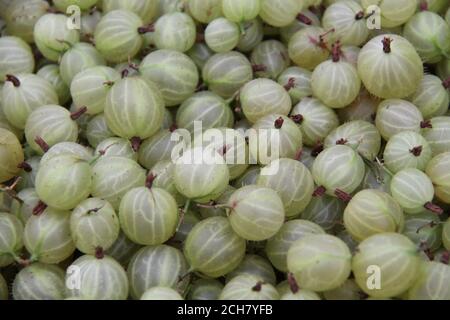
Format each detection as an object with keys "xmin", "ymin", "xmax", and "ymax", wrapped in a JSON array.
[
  {"xmin": 220, "ymin": 275, "xmax": 279, "ymax": 300},
  {"xmin": 0, "ymin": 37, "xmax": 34, "ymax": 81},
  {"xmin": 0, "ymin": 128, "xmax": 24, "ymax": 183}
]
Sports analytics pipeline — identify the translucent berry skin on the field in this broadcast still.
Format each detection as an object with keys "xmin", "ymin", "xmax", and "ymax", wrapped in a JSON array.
[
  {"xmin": 140, "ymin": 49, "xmax": 199, "ymax": 107},
  {"xmin": 37, "ymin": 65, "xmax": 71, "ymax": 105},
  {"xmin": 101, "ymin": 0, "xmax": 158, "ymax": 24},
  {"xmin": 259, "ymin": 0, "xmax": 302, "ymax": 27},
  {"xmin": 265, "ymin": 219, "xmax": 325, "ymax": 272},
  {"xmin": 280, "ymin": 9, "xmax": 321, "ymax": 45},
  {"xmin": 257, "ymin": 159, "xmax": 315, "ymax": 217},
  {"xmin": 0, "ymin": 36, "xmax": 35, "ymax": 81},
  {"xmin": 119, "ymin": 187, "xmax": 179, "ymax": 246},
  {"xmin": 402, "ymin": 212, "xmax": 442, "ymax": 252},
  {"xmin": 227, "ymin": 185, "xmax": 285, "ymax": 241},
  {"xmin": 149, "ymin": 160, "xmax": 186, "ymax": 206},
  {"xmin": 95, "ymin": 137, "xmax": 137, "ymax": 161},
  {"xmin": 189, "ymin": 0, "xmax": 222, "ymax": 24},
  {"xmin": 141, "ymin": 287, "xmax": 183, "ymax": 300},
  {"xmin": 383, "ymin": 131, "xmax": 432, "ymax": 174},
  {"xmin": 2, "ymin": 74, "xmax": 59, "ymax": 130},
  {"xmin": 66, "ymin": 255, "xmax": 129, "ymax": 300},
  {"xmin": 205, "ymin": 18, "xmax": 240, "ymax": 53},
  {"xmin": 187, "ymin": 43, "xmax": 215, "ymax": 70},
  {"xmin": 35, "ymin": 154, "xmax": 92, "ymax": 211},
  {"xmin": 237, "ymin": 19, "xmax": 264, "ymax": 53},
  {"xmin": 71, "ymin": 198, "xmax": 120, "ymax": 255},
  {"xmin": 104, "ymin": 76, "xmax": 164, "ymax": 140},
  {"xmin": 53, "ymin": 0, "xmax": 98, "ymax": 11},
  {"xmin": 403, "ymin": 11, "xmax": 450, "ymax": 64},
  {"xmin": 128, "ymin": 245, "xmax": 188, "ymax": 299},
  {"xmin": 352, "ymin": 233, "xmax": 421, "ymax": 298},
  {"xmin": 301, "ymin": 194, "xmax": 345, "ymax": 231},
  {"xmin": 312, "ymin": 145, "xmax": 365, "ymax": 197},
  {"xmin": 251, "ymin": 40, "xmax": 290, "ymax": 79},
  {"xmin": 426, "ymin": 152, "xmax": 450, "ymax": 204},
  {"xmin": 40, "ymin": 142, "xmax": 92, "ymax": 166},
  {"xmin": 375, "ymin": 99, "xmax": 424, "ymax": 141},
  {"xmin": 0, "ymin": 128, "xmax": 24, "ymax": 183},
  {"xmin": 361, "ymin": 0, "xmax": 416, "ymax": 28},
  {"xmin": 34, "ymin": 14, "xmax": 80, "ymax": 62},
  {"xmin": 287, "ymin": 234, "xmax": 352, "ymax": 292},
  {"xmin": 153, "ymin": 12, "xmax": 196, "ymax": 53},
  {"xmin": 422, "ymin": 117, "xmax": 450, "ymax": 156},
  {"xmin": 24, "ymin": 208, "xmax": 75, "ymax": 264},
  {"xmin": 390, "ymin": 168, "xmax": 436, "ymax": 215},
  {"xmin": 240, "ymin": 78, "xmax": 292, "ymax": 124},
  {"xmin": 219, "ymin": 275, "xmax": 280, "ymax": 300},
  {"xmin": 357, "ymin": 35, "xmax": 423, "ymax": 99},
  {"xmin": 25, "ymin": 105, "xmax": 80, "ymax": 155},
  {"xmin": 11, "ymin": 188, "xmax": 40, "ymax": 224},
  {"xmin": 94, "ymin": 10, "xmax": 143, "ymax": 63},
  {"xmin": 202, "ymin": 51, "xmax": 253, "ymax": 98},
  {"xmin": 86, "ymin": 114, "xmax": 114, "ymax": 148},
  {"xmin": 0, "ymin": 212, "xmax": 24, "ymax": 267},
  {"xmin": 322, "ymin": 279, "xmax": 363, "ymax": 301},
  {"xmin": 408, "ymin": 261, "xmax": 450, "ymax": 300},
  {"xmin": 91, "ymin": 156, "xmax": 146, "ymax": 209},
  {"xmin": 188, "ymin": 279, "xmax": 223, "ymax": 300},
  {"xmin": 225, "ymin": 254, "xmax": 277, "ymax": 285},
  {"xmin": 184, "ymin": 216, "xmax": 246, "ymax": 278},
  {"xmin": 277, "ymin": 66, "xmax": 312, "ymax": 105},
  {"xmin": 343, "ymin": 189, "xmax": 404, "ymax": 242},
  {"xmin": 222, "ymin": 0, "xmax": 260, "ymax": 23},
  {"xmin": 12, "ymin": 263, "xmax": 66, "ymax": 300}
]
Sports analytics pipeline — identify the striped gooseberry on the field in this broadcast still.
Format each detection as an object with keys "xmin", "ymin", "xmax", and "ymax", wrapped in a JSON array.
[
  {"xmin": 11, "ymin": 188, "xmax": 39, "ymax": 224},
  {"xmin": 148, "ymin": 160, "xmax": 186, "ymax": 206},
  {"xmin": 219, "ymin": 275, "xmax": 279, "ymax": 300},
  {"xmin": 280, "ymin": 9, "xmax": 321, "ymax": 44},
  {"xmin": 119, "ymin": 176, "xmax": 179, "ymax": 245},
  {"xmin": 290, "ymin": 97, "xmax": 340, "ymax": 147},
  {"xmin": 402, "ymin": 212, "xmax": 442, "ymax": 252},
  {"xmin": 407, "ymin": 261, "xmax": 450, "ymax": 300},
  {"xmin": 171, "ymin": 210, "xmax": 200, "ymax": 244},
  {"xmin": 226, "ymin": 185, "xmax": 285, "ymax": 241},
  {"xmin": 352, "ymin": 233, "xmax": 421, "ymax": 298},
  {"xmin": 188, "ymin": 279, "xmax": 224, "ymax": 300},
  {"xmin": 59, "ymin": 43, "xmax": 106, "ymax": 86},
  {"xmin": 39, "ymin": 142, "xmax": 92, "ymax": 166},
  {"xmin": 0, "ymin": 36, "xmax": 34, "ymax": 81},
  {"xmin": 250, "ymin": 114, "xmax": 303, "ymax": 162},
  {"xmin": 225, "ymin": 254, "xmax": 276, "ymax": 285},
  {"xmin": 240, "ymin": 78, "xmax": 291, "ymax": 124},
  {"xmin": 426, "ymin": 152, "xmax": 450, "ymax": 204},
  {"xmin": 101, "ymin": 0, "xmax": 158, "ymax": 23},
  {"xmin": 34, "ymin": 13, "xmax": 80, "ymax": 62},
  {"xmin": 408, "ymin": 74, "xmax": 449, "ymax": 119},
  {"xmin": 287, "ymin": 234, "xmax": 352, "ymax": 291},
  {"xmin": 91, "ymin": 156, "xmax": 146, "ymax": 209},
  {"xmin": 4, "ymin": 0, "xmax": 49, "ymax": 43},
  {"xmin": 140, "ymin": 49, "xmax": 199, "ymax": 106},
  {"xmin": 24, "ymin": 207, "xmax": 75, "ymax": 264},
  {"xmin": 311, "ymin": 145, "xmax": 365, "ymax": 199},
  {"xmin": 141, "ymin": 287, "xmax": 183, "ymax": 300},
  {"xmin": 138, "ymin": 129, "xmax": 178, "ymax": 169},
  {"xmin": 80, "ymin": 9, "xmax": 102, "ymax": 42},
  {"xmin": 205, "ymin": 18, "xmax": 240, "ymax": 53},
  {"xmin": 403, "ymin": 11, "xmax": 450, "ymax": 64},
  {"xmin": 257, "ymin": 158, "xmax": 314, "ymax": 217},
  {"xmin": 232, "ymin": 165, "xmax": 260, "ymax": 188},
  {"xmin": 184, "ymin": 216, "xmax": 246, "ymax": 278},
  {"xmin": 250, "ymin": 40, "xmax": 290, "ymax": 79},
  {"xmin": 70, "ymin": 198, "xmax": 120, "ymax": 255},
  {"xmin": 128, "ymin": 245, "xmax": 188, "ymax": 299},
  {"xmin": 323, "ymin": 279, "xmax": 363, "ymax": 301},
  {"xmin": 277, "ymin": 66, "xmax": 312, "ymax": 105},
  {"xmin": 375, "ymin": 99, "xmax": 425, "ymax": 141},
  {"xmin": 422, "ymin": 116, "xmax": 450, "ymax": 156},
  {"xmin": 35, "ymin": 154, "xmax": 92, "ymax": 210},
  {"xmin": 66, "ymin": 253, "xmax": 128, "ymax": 300},
  {"xmin": 390, "ymin": 168, "xmax": 443, "ymax": 215},
  {"xmin": 259, "ymin": 0, "xmax": 302, "ymax": 27},
  {"xmin": 236, "ymin": 19, "xmax": 264, "ymax": 53},
  {"xmin": 265, "ymin": 219, "xmax": 325, "ymax": 272},
  {"xmin": 337, "ymin": 89, "xmax": 380, "ymax": 123},
  {"xmin": 0, "ymin": 212, "xmax": 24, "ymax": 267},
  {"xmin": 288, "ymin": 26, "xmax": 332, "ymax": 71},
  {"xmin": 357, "ymin": 35, "xmax": 423, "ymax": 99},
  {"xmin": 202, "ymin": 51, "xmax": 253, "ymax": 98},
  {"xmin": 12, "ymin": 263, "xmax": 65, "ymax": 300},
  {"xmin": 0, "ymin": 128, "xmax": 24, "ymax": 183},
  {"xmin": 95, "ymin": 137, "xmax": 138, "ymax": 161},
  {"xmin": 311, "ymin": 41, "xmax": 361, "ymax": 109},
  {"xmin": 301, "ymin": 194, "xmax": 345, "ymax": 231},
  {"xmin": 105, "ymin": 231, "xmax": 142, "ymax": 267},
  {"xmin": 186, "ymin": 43, "xmax": 214, "ymax": 70},
  {"xmin": 222, "ymin": 0, "xmax": 260, "ymax": 23},
  {"xmin": 37, "ymin": 65, "xmax": 71, "ymax": 105},
  {"xmin": 361, "ymin": 164, "xmax": 391, "ymax": 193},
  {"xmin": 2, "ymin": 74, "xmax": 58, "ymax": 129},
  {"xmin": 188, "ymin": 0, "xmax": 222, "ymax": 23},
  {"xmin": 25, "ymin": 105, "xmax": 82, "ymax": 155},
  {"xmin": 361, "ymin": 0, "xmax": 416, "ymax": 28},
  {"xmin": 322, "ymin": 0, "xmax": 369, "ymax": 46},
  {"xmin": 153, "ymin": 12, "xmax": 196, "ymax": 53},
  {"xmin": 383, "ymin": 131, "xmax": 432, "ymax": 173},
  {"xmin": 93, "ymin": 10, "xmax": 143, "ymax": 63},
  {"xmin": 197, "ymin": 185, "xmax": 235, "ymax": 219},
  {"xmin": 339, "ymin": 45, "xmax": 361, "ymax": 67},
  {"xmin": 85, "ymin": 113, "xmax": 114, "ymax": 148},
  {"xmin": 174, "ymin": 146, "xmax": 230, "ymax": 203},
  {"xmin": 104, "ymin": 76, "xmax": 164, "ymax": 144},
  {"xmin": 343, "ymin": 189, "xmax": 404, "ymax": 242}
]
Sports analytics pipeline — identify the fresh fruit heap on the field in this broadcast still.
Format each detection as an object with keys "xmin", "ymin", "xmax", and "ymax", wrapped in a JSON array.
[{"xmin": 0, "ymin": 0, "xmax": 450, "ymax": 301}]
